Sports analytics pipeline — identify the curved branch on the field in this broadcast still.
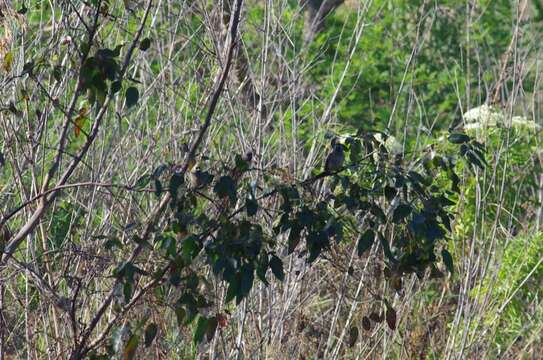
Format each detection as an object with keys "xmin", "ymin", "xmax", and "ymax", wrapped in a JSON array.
[{"xmin": 69, "ymin": 1, "xmax": 245, "ymax": 357}]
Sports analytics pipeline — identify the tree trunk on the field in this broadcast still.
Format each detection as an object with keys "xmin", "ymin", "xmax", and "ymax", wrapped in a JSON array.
[
  {"xmin": 301, "ymin": 0, "xmax": 345, "ymax": 43},
  {"xmin": 220, "ymin": 1, "xmax": 267, "ymax": 118}
]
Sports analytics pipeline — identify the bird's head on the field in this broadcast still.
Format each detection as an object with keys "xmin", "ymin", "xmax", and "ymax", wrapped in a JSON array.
[{"xmin": 330, "ymin": 138, "xmax": 345, "ymax": 153}]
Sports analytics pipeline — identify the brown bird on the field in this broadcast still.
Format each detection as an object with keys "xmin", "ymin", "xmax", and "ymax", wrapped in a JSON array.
[
  {"xmin": 324, "ymin": 139, "xmax": 345, "ymax": 174},
  {"xmin": 189, "ymin": 168, "xmax": 213, "ymax": 189}
]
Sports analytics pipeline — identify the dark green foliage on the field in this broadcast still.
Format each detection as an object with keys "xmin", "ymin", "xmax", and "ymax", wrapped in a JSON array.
[
  {"xmin": 442, "ymin": 248, "xmax": 454, "ymax": 275},
  {"xmin": 269, "ymin": 255, "xmax": 284, "ymax": 282},
  {"xmin": 17, "ymin": 2, "xmax": 28, "ymax": 15},
  {"xmin": 111, "ymin": 80, "xmax": 122, "ymax": 94},
  {"xmin": 80, "ymin": 45, "xmax": 123, "ymax": 106},
  {"xmin": 125, "ymin": 87, "xmax": 139, "ymax": 108},
  {"xmin": 448, "ymin": 133, "xmax": 471, "ymax": 144},
  {"xmin": 193, "ymin": 316, "xmax": 208, "ymax": 344},
  {"xmin": 168, "ymin": 172, "xmax": 184, "ymax": 197},
  {"xmin": 139, "ymin": 38, "xmax": 151, "ymax": 51},
  {"xmin": 448, "ymin": 132, "xmax": 487, "ymax": 170},
  {"xmin": 95, "ymin": 127, "xmax": 474, "ymax": 348},
  {"xmin": 213, "ymin": 176, "xmax": 237, "ymax": 203},
  {"xmin": 245, "ymin": 197, "xmax": 258, "ymax": 216},
  {"xmin": 357, "ymin": 230, "xmax": 374, "ymax": 257},
  {"xmin": 144, "ymin": 323, "xmax": 158, "ymax": 347}
]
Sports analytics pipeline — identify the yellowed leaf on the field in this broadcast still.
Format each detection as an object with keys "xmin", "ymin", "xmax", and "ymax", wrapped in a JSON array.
[
  {"xmin": 3, "ymin": 51, "xmax": 13, "ymax": 72},
  {"xmin": 74, "ymin": 106, "xmax": 89, "ymax": 137}
]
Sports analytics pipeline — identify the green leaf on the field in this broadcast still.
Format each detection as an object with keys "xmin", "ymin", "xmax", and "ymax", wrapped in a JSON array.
[
  {"xmin": 125, "ymin": 87, "xmax": 139, "ymax": 108},
  {"xmin": 442, "ymin": 249, "xmax": 454, "ymax": 275},
  {"xmin": 225, "ymin": 273, "xmax": 240, "ymax": 303},
  {"xmin": 123, "ymin": 334, "xmax": 139, "ymax": 360},
  {"xmin": 206, "ymin": 316, "xmax": 218, "ymax": 341},
  {"xmin": 52, "ymin": 65, "xmax": 62, "ymax": 82},
  {"xmin": 466, "ymin": 150, "xmax": 485, "ymax": 170},
  {"xmin": 370, "ymin": 204, "xmax": 386, "ymax": 223},
  {"xmin": 169, "ymin": 270, "xmax": 181, "ymax": 286},
  {"xmin": 139, "ymin": 38, "xmax": 151, "ymax": 51},
  {"xmin": 448, "ymin": 133, "xmax": 470, "ymax": 144},
  {"xmin": 144, "ymin": 323, "xmax": 158, "ymax": 347},
  {"xmin": 246, "ymin": 197, "xmax": 258, "ymax": 216},
  {"xmin": 240, "ymin": 263, "xmax": 254, "ymax": 298},
  {"xmin": 104, "ymin": 237, "xmax": 122, "ymax": 250},
  {"xmin": 349, "ymin": 139, "xmax": 362, "ymax": 162},
  {"xmin": 379, "ymin": 233, "xmax": 396, "ymax": 262},
  {"xmin": 169, "ymin": 172, "xmax": 184, "ymax": 197},
  {"xmin": 193, "ymin": 316, "xmax": 208, "ymax": 344},
  {"xmin": 234, "ymin": 153, "xmax": 251, "ymax": 172},
  {"xmin": 448, "ymin": 169, "xmax": 460, "ymax": 193},
  {"xmin": 357, "ymin": 229, "xmax": 374, "ymax": 257},
  {"xmin": 392, "ymin": 204, "xmax": 412, "ymax": 223},
  {"xmin": 287, "ymin": 224, "xmax": 302, "ymax": 254},
  {"xmin": 112, "ymin": 44, "xmax": 123, "ymax": 57},
  {"xmin": 111, "ymin": 80, "xmax": 122, "ymax": 94},
  {"xmin": 213, "ymin": 176, "xmax": 237, "ymax": 203},
  {"xmin": 256, "ymin": 254, "xmax": 269, "ymax": 286},
  {"xmin": 181, "ymin": 236, "xmax": 201, "ymax": 261},
  {"xmin": 384, "ymin": 186, "xmax": 396, "ymax": 201},
  {"xmin": 185, "ymin": 274, "xmax": 198, "ymax": 291},
  {"xmin": 123, "ymin": 282, "xmax": 132, "ymax": 303},
  {"xmin": 114, "ymin": 261, "xmax": 143, "ymax": 282},
  {"xmin": 425, "ymin": 218, "xmax": 445, "ymax": 241},
  {"xmin": 347, "ymin": 326, "xmax": 359, "ymax": 347},
  {"xmin": 439, "ymin": 195, "xmax": 455, "ymax": 207},
  {"xmin": 175, "ymin": 306, "xmax": 186, "ymax": 327},
  {"xmin": 269, "ymin": 255, "xmax": 284, "ymax": 282}
]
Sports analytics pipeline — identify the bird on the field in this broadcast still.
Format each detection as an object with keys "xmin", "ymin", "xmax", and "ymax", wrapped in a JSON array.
[
  {"xmin": 189, "ymin": 168, "xmax": 212, "ymax": 189},
  {"xmin": 300, "ymin": 139, "xmax": 345, "ymax": 186},
  {"xmin": 242, "ymin": 151, "xmax": 253, "ymax": 164},
  {"xmin": 324, "ymin": 139, "xmax": 345, "ymax": 174}
]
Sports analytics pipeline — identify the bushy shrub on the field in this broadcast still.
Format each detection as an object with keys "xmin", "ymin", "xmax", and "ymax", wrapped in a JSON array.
[
  {"xmin": 307, "ymin": 0, "xmax": 514, "ymax": 135},
  {"xmin": 453, "ymin": 106, "xmax": 541, "ymax": 239},
  {"xmin": 479, "ymin": 231, "xmax": 543, "ymax": 355}
]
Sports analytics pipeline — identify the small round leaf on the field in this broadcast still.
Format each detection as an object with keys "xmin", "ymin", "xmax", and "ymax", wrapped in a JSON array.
[{"xmin": 125, "ymin": 87, "xmax": 139, "ymax": 108}]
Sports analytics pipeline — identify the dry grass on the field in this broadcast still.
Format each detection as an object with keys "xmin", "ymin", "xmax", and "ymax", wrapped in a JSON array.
[{"xmin": 0, "ymin": 0, "xmax": 542, "ymax": 359}]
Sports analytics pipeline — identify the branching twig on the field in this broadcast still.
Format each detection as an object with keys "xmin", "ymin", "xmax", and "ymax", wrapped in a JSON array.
[{"xmin": 68, "ymin": 1, "xmax": 245, "ymax": 357}]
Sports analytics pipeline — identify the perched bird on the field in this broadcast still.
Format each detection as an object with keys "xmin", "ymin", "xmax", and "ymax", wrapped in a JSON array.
[
  {"xmin": 189, "ymin": 168, "xmax": 213, "ymax": 189},
  {"xmin": 241, "ymin": 151, "xmax": 253, "ymax": 164},
  {"xmin": 324, "ymin": 140, "xmax": 345, "ymax": 174}
]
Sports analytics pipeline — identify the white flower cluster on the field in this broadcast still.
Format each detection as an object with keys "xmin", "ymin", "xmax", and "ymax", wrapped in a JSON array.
[
  {"xmin": 463, "ymin": 104, "xmax": 540, "ymax": 132},
  {"xmin": 511, "ymin": 116, "xmax": 541, "ymax": 130}
]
